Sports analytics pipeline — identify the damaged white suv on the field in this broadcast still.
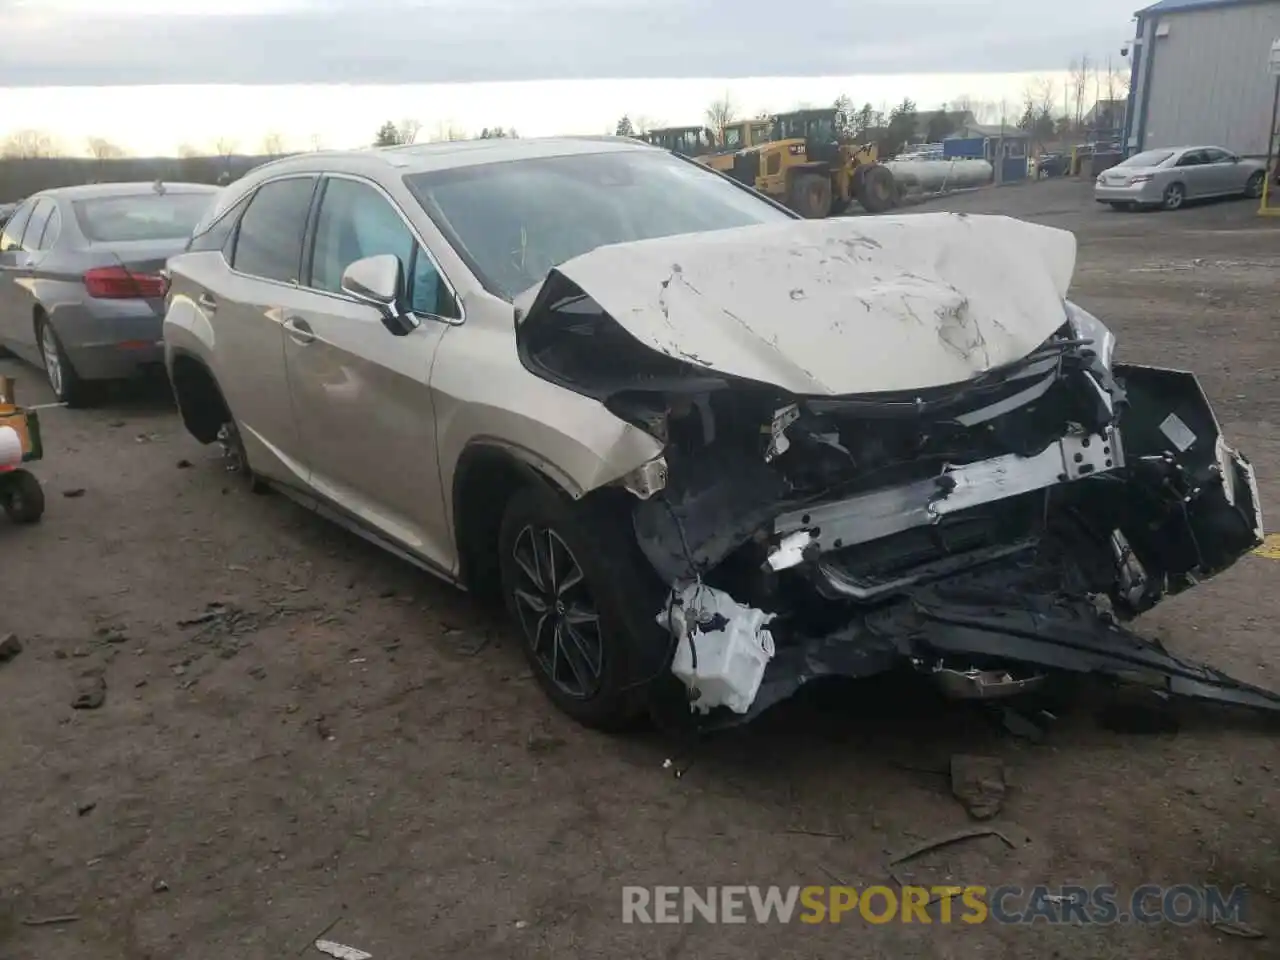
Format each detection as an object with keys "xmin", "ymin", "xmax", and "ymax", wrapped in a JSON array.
[{"xmin": 164, "ymin": 137, "xmax": 1270, "ymax": 730}]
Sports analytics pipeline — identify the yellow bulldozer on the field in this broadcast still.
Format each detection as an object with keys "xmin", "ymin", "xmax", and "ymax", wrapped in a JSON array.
[{"xmin": 724, "ymin": 108, "xmax": 897, "ymax": 217}]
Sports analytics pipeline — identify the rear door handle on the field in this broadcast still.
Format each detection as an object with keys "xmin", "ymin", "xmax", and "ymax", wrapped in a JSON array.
[
  {"xmin": 284, "ymin": 316, "xmax": 315, "ymax": 344},
  {"xmin": 197, "ymin": 292, "xmax": 217, "ymax": 313}
]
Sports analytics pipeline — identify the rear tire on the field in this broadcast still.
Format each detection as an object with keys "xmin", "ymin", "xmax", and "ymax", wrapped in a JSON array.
[
  {"xmin": 497, "ymin": 483, "xmax": 666, "ymax": 731},
  {"xmin": 789, "ymin": 173, "xmax": 833, "ymax": 219},
  {"xmin": 1161, "ymin": 183, "xmax": 1186, "ymax": 211},
  {"xmin": 1, "ymin": 469, "xmax": 44, "ymax": 524},
  {"xmin": 855, "ymin": 164, "xmax": 897, "ymax": 214},
  {"xmin": 37, "ymin": 317, "xmax": 92, "ymax": 408}
]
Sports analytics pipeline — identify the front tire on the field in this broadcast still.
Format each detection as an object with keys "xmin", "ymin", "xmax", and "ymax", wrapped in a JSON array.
[
  {"xmin": 1, "ymin": 469, "xmax": 45, "ymax": 524},
  {"xmin": 1245, "ymin": 171, "xmax": 1264, "ymax": 199},
  {"xmin": 855, "ymin": 164, "xmax": 897, "ymax": 213},
  {"xmin": 789, "ymin": 172, "xmax": 833, "ymax": 219},
  {"xmin": 497, "ymin": 484, "xmax": 665, "ymax": 730}
]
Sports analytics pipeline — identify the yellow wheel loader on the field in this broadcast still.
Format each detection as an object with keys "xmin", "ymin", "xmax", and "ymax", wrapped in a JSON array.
[{"xmin": 725, "ymin": 108, "xmax": 897, "ymax": 217}]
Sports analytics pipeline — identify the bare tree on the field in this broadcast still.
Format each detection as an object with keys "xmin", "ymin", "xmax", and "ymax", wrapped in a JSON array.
[
  {"xmin": 952, "ymin": 94, "xmax": 976, "ymax": 123},
  {"xmin": 177, "ymin": 142, "xmax": 202, "ymax": 159},
  {"xmin": 261, "ymin": 131, "xmax": 285, "ymax": 156},
  {"xmin": 2, "ymin": 129, "xmax": 57, "ymax": 159},
  {"xmin": 309, "ymin": 133, "xmax": 325, "ymax": 152},
  {"xmin": 1068, "ymin": 56, "xmax": 1091, "ymax": 130},
  {"xmin": 215, "ymin": 137, "xmax": 239, "ymax": 159},
  {"xmin": 429, "ymin": 121, "xmax": 466, "ymax": 142},
  {"xmin": 632, "ymin": 115, "xmax": 657, "ymax": 135},
  {"xmin": 397, "ymin": 118, "xmax": 423, "ymax": 145},
  {"xmin": 1103, "ymin": 55, "xmax": 1130, "ymax": 102},
  {"xmin": 86, "ymin": 136, "xmax": 126, "ymax": 160},
  {"xmin": 705, "ymin": 92, "xmax": 736, "ymax": 141}
]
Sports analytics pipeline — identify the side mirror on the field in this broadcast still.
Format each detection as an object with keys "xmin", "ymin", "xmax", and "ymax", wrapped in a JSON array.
[{"xmin": 340, "ymin": 254, "xmax": 421, "ymax": 336}]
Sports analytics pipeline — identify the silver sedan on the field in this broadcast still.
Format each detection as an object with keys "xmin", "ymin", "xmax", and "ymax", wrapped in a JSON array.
[
  {"xmin": 1094, "ymin": 146, "xmax": 1267, "ymax": 211},
  {"xmin": 0, "ymin": 182, "xmax": 219, "ymax": 405}
]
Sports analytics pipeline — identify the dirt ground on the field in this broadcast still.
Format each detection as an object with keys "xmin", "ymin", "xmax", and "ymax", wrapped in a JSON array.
[{"xmin": 2, "ymin": 178, "xmax": 1279, "ymax": 960}]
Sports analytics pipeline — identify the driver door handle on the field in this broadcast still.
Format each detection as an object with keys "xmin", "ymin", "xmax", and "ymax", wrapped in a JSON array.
[{"xmin": 284, "ymin": 316, "xmax": 315, "ymax": 344}]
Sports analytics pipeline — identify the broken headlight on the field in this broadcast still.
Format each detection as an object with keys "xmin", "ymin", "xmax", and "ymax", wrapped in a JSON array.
[{"xmin": 1065, "ymin": 300, "xmax": 1115, "ymax": 370}]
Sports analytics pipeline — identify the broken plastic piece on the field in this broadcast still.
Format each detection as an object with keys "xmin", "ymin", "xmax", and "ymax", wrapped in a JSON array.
[
  {"xmin": 315, "ymin": 941, "xmax": 372, "ymax": 960},
  {"xmin": 766, "ymin": 530, "xmax": 813, "ymax": 572},
  {"xmin": 660, "ymin": 583, "xmax": 776, "ymax": 714},
  {"xmin": 620, "ymin": 455, "xmax": 668, "ymax": 500}
]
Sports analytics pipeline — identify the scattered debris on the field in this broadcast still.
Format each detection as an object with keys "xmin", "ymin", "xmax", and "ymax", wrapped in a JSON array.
[
  {"xmin": 94, "ymin": 625, "xmax": 130, "ymax": 645},
  {"xmin": 950, "ymin": 755, "xmax": 1007, "ymax": 820},
  {"xmin": 248, "ymin": 665, "xmax": 266, "ymax": 680},
  {"xmin": 72, "ymin": 672, "xmax": 106, "ymax": 710},
  {"xmin": 0, "ymin": 632, "xmax": 22, "ymax": 662},
  {"xmin": 62, "ymin": 488, "xmax": 86, "ymax": 499},
  {"xmin": 152, "ymin": 878, "xmax": 170, "ymax": 894},
  {"xmin": 316, "ymin": 715, "xmax": 334, "ymax": 740},
  {"xmin": 76, "ymin": 801, "xmax": 96, "ymax": 816},
  {"xmin": 21, "ymin": 914, "xmax": 80, "ymax": 927},
  {"xmin": 315, "ymin": 941, "xmax": 372, "ymax": 960},
  {"xmin": 177, "ymin": 600, "xmax": 316, "ymax": 659},
  {"xmin": 1213, "ymin": 918, "xmax": 1265, "ymax": 939},
  {"xmin": 515, "ymin": 920, "xmax": 529, "ymax": 930},
  {"xmin": 176, "ymin": 459, "xmax": 193, "ymax": 469},
  {"xmin": 887, "ymin": 826, "xmax": 1019, "ymax": 890}
]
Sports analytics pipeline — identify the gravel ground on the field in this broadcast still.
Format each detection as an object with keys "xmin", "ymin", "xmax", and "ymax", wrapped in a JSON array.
[{"xmin": 1, "ymin": 177, "xmax": 1278, "ymax": 960}]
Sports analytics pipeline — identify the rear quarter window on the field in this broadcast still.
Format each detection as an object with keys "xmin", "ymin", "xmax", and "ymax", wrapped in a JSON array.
[{"xmin": 72, "ymin": 193, "xmax": 216, "ymax": 243}]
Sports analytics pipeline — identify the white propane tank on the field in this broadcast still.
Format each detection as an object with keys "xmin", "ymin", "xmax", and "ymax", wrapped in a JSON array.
[{"xmin": 884, "ymin": 157, "xmax": 994, "ymax": 193}]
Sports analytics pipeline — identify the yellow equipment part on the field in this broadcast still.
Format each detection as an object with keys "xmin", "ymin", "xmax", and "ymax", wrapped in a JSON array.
[{"xmin": 723, "ymin": 109, "xmax": 897, "ymax": 217}]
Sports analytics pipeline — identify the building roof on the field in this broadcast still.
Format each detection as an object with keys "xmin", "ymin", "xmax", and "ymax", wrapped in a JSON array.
[{"xmin": 1137, "ymin": 0, "xmax": 1263, "ymax": 16}]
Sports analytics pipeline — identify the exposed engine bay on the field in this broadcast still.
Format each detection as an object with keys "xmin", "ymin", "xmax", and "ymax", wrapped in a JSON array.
[{"xmin": 514, "ymin": 216, "xmax": 1273, "ymax": 724}]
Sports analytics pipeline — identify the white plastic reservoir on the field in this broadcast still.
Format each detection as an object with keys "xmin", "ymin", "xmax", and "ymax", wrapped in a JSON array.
[{"xmin": 661, "ymin": 583, "xmax": 776, "ymax": 715}]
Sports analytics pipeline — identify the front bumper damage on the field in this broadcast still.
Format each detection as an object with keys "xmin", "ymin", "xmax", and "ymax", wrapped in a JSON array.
[
  {"xmin": 514, "ymin": 251, "xmax": 1272, "ymax": 726},
  {"xmin": 628, "ymin": 358, "xmax": 1272, "ymax": 725}
]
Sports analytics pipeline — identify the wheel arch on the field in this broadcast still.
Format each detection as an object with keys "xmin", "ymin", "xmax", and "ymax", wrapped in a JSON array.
[
  {"xmin": 168, "ymin": 349, "xmax": 230, "ymax": 444},
  {"xmin": 451, "ymin": 440, "xmax": 578, "ymax": 599}
]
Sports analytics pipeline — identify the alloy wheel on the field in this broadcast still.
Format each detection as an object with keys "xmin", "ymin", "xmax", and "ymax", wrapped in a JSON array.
[
  {"xmin": 510, "ymin": 524, "xmax": 604, "ymax": 699},
  {"xmin": 1163, "ymin": 185, "xmax": 1184, "ymax": 210},
  {"xmin": 40, "ymin": 323, "xmax": 63, "ymax": 398}
]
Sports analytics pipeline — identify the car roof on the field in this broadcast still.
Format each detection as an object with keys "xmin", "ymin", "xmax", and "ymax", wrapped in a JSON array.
[
  {"xmin": 240, "ymin": 135, "xmax": 661, "ymax": 182},
  {"xmin": 31, "ymin": 181, "xmax": 220, "ymax": 201}
]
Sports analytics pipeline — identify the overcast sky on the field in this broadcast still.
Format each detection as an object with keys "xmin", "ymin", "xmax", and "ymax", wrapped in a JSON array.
[{"xmin": 3, "ymin": 0, "xmax": 1132, "ymax": 86}]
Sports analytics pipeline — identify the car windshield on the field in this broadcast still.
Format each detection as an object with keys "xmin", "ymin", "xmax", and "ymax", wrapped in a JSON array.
[
  {"xmin": 404, "ymin": 149, "xmax": 793, "ymax": 299},
  {"xmin": 1117, "ymin": 150, "xmax": 1174, "ymax": 169},
  {"xmin": 72, "ymin": 193, "xmax": 213, "ymax": 242}
]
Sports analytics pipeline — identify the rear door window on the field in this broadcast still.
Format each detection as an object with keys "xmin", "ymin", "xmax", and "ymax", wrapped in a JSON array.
[
  {"xmin": 21, "ymin": 199, "xmax": 54, "ymax": 253},
  {"xmin": 229, "ymin": 177, "xmax": 317, "ymax": 284},
  {"xmin": 37, "ymin": 206, "xmax": 62, "ymax": 250}
]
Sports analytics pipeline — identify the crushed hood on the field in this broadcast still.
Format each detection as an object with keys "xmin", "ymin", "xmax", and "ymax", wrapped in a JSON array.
[{"xmin": 547, "ymin": 213, "xmax": 1077, "ymax": 396}]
